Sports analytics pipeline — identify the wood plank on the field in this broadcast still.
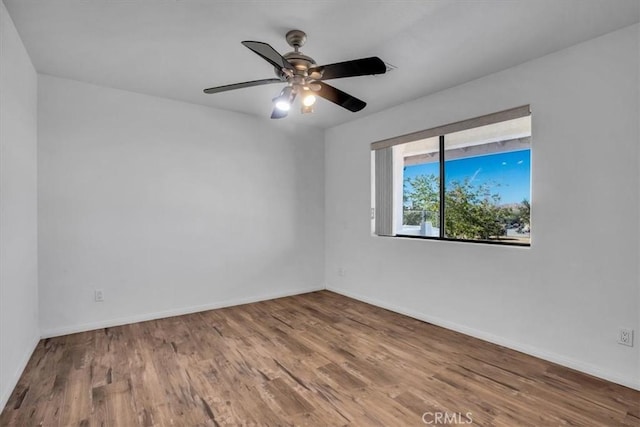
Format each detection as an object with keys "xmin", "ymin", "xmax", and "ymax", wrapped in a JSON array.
[{"xmin": 1, "ymin": 290, "xmax": 638, "ymax": 426}]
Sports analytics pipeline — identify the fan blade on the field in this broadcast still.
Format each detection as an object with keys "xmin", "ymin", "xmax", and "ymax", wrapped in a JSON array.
[
  {"xmin": 315, "ymin": 83, "xmax": 366, "ymax": 112},
  {"xmin": 203, "ymin": 78, "xmax": 282, "ymax": 94},
  {"xmin": 241, "ymin": 41, "xmax": 295, "ymax": 71},
  {"xmin": 309, "ymin": 57, "xmax": 386, "ymax": 80}
]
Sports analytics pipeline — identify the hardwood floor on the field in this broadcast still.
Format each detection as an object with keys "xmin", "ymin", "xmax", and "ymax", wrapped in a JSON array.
[{"xmin": 1, "ymin": 291, "xmax": 638, "ymax": 426}]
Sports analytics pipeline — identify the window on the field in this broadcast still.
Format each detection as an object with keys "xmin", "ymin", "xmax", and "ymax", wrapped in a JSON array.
[{"xmin": 372, "ymin": 106, "xmax": 531, "ymax": 246}]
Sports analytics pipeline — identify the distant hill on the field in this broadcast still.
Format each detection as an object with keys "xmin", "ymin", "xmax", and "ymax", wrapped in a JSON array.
[{"xmin": 500, "ymin": 202, "xmax": 525, "ymax": 210}]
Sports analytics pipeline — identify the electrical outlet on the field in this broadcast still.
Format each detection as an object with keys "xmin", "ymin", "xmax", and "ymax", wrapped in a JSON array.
[
  {"xmin": 618, "ymin": 328, "xmax": 633, "ymax": 347},
  {"xmin": 94, "ymin": 289, "xmax": 104, "ymax": 302},
  {"xmin": 370, "ymin": 208, "xmax": 375, "ymax": 220},
  {"xmin": 338, "ymin": 267, "xmax": 346, "ymax": 277}
]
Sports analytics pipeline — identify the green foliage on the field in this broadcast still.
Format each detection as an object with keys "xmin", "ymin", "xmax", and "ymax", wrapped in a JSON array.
[
  {"xmin": 404, "ymin": 174, "xmax": 515, "ymax": 240},
  {"xmin": 403, "ymin": 174, "xmax": 440, "ymax": 226},
  {"xmin": 444, "ymin": 179, "xmax": 508, "ymax": 239},
  {"xmin": 504, "ymin": 199, "xmax": 531, "ymax": 232},
  {"xmin": 519, "ymin": 199, "xmax": 531, "ymax": 229},
  {"xmin": 403, "ymin": 210, "xmax": 423, "ymax": 226},
  {"xmin": 404, "ymin": 174, "xmax": 439, "ymax": 214}
]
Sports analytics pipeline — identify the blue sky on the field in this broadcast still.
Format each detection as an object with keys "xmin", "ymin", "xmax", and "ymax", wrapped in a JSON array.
[{"xmin": 404, "ymin": 149, "xmax": 531, "ymax": 204}]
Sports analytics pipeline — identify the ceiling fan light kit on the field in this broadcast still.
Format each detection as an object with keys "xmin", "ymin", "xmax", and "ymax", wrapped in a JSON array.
[
  {"xmin": 203, "ymin": 29, "xmax": 387, "ymax": 119},
  {"xmin": 302, "ymin": 92, "xmax": 316, "ymax": 107},
  {"xmin": 274, "ymin": 86, "xmax": 294, "ymax": 111}
]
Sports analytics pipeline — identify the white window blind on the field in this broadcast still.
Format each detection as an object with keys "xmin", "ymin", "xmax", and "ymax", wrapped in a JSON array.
[{"xmin": 374, "ymin": 147, "xmax": 394, "ymax": 236}]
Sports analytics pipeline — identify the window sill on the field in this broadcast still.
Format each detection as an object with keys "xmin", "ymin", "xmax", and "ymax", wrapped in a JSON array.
[{"xmin": 392, "ymin": 234, "xmax": 531, "ymax": 247}]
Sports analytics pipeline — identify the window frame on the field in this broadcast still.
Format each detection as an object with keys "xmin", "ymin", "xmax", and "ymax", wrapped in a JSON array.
[{"xmin": 371, "ymin": 105, "xmax": 531, "ymax": 247}]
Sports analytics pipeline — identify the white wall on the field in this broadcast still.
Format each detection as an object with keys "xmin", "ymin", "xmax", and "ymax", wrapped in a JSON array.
[
  {"xmin": 0, "ymin": 1, "xmax": 39, "ymax": 411},
  {"xmin": 325, "ymin": 24, "xmax": 640, "ymax": 389},
  {"xmin": 38, "ymin": 75, "xmax": 324, "ymax": 336}
]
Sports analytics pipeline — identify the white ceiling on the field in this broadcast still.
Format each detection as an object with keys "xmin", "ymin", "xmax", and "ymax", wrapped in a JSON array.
[{"xmin": 4, "ymin": 0, "xmax": 639, "ymax": 129}]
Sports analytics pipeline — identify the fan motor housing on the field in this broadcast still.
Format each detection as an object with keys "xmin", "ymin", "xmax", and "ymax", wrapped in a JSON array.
[
  {"xmin": 284, "ymin": 51, "xmax": 316, "ymax": 72},
  {"xmin": 275, "ymin": 52, "xmax": 317, "ymax": 79},
  {"xmin": 273, "ymin": 29, "xmax": 317, "ymax": 78}
]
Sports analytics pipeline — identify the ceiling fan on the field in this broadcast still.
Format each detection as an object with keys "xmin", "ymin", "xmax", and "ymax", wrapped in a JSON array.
[{"xmin": 203, "ymin": 30, "xmax": 387, "ymax": 119}]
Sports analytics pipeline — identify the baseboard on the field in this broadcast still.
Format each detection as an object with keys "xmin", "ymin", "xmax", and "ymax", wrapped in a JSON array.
[
  {"xmin": 41, "ymin": 286, "xmax": 325, "ymax": 338},
  {"xmin": 0, "ymin": 333, "xmax": 40, "ymax": 413},
  {"xmin": 327, "ymin": 285, "xmax": 640, "ymax": 391}
]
